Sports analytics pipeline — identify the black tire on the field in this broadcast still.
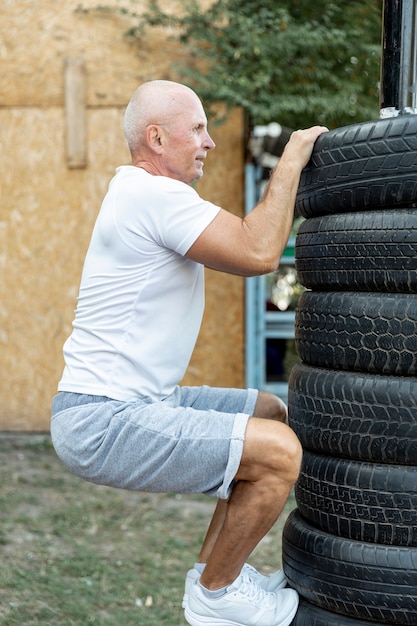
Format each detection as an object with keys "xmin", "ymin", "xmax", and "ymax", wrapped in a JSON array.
[
  {"xmin": 295, "ymin": 116, "xmax": 417, "ymax": 218},
  {"xmin": 292, "ymin": 598, "xmax": 394, "ymax": 626},
  {"xmin": 295, "ymin": 210, "xmax": 417, "ymax": 293},
  {"xmin": 295, "ymin": 291, "xmax": 417, "ymax": 376},
  {"xmin": 288, "ymin": 364, "xmax": 417, "ymax": 465},
  {"xmin": 295, "ymin": 451, "xmax": 417, "ymax": 546},
  {"xmin": 282, "ymin": 509, "xmax": 417, "ymax": 624}
]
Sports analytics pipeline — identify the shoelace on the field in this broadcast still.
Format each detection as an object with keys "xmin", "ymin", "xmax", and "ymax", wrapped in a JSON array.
[
  {"xmin": 243, "ymin": 563, "xmax": 266, "ymax": 582},
  {"xmin": 230, "ymin": 572, "xmax": 276, "ymax": 608}
]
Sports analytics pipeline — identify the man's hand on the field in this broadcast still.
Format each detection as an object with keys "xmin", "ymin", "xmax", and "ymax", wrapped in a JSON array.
[{"xmin": 276, "ymin": 126, "xmax": 329, "ymax": 172}]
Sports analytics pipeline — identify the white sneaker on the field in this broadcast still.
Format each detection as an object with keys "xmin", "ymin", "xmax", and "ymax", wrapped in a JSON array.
[
  {"xmin": 184, "ymin": 571, "xmax": 299, "ymax": 626},
  {"xmin": 243, "ymin": 563, "xmax": 287, "ymax": 592},
  {"xmin": 182, "ymin": 563, "xmax": 287, "ymax": 608}
]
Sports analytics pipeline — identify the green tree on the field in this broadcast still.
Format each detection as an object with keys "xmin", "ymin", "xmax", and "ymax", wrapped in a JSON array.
[{"xmin": 122, "ymin": 0, "xmax": 383, "ymax": 128}]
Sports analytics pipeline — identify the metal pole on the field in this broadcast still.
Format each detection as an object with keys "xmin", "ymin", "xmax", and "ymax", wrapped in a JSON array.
[
  {"xmin": 380, "ymin": 0, "xmax": 417, "ymax": 116},
  {"xmin": 380, "ymin": 0, "xmax": 402, "ymax": 113}
]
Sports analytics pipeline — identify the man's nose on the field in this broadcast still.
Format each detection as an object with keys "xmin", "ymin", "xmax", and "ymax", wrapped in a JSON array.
[{"xmin": 204, "ymin": 132, "xmax": 216, "ymax": 150}]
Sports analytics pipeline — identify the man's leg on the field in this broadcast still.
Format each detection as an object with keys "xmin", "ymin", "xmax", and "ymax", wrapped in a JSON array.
[
  {"xmin": 197, "ymin": 391, "xmax": 288, "ymax": 565},
  {"xmin": 198, "ymin": 417, "xmax": 301, "ymax": 589},
  {"xmin": 254, "ymin": 390, "xmax": 287, "ymax": 422}
]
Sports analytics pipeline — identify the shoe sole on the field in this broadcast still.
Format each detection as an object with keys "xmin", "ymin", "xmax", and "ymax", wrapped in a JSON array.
[{"xmin": 184, "ymin": 596, "xmax": 299, "ymax": 626}]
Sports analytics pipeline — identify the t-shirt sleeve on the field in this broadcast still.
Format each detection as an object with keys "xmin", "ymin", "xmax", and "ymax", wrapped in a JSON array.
[
  {"xmin": 154, "ymin": 181, "xmax": 220, "ymax": 255},
  {"xmin": 119, "ymin": 172, "xmax": 221, "ymax": 256}
]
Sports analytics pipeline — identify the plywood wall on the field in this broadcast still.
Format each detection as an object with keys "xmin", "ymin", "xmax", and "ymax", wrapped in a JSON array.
[{"xmin": 0, "ymin": 0, "xmax": 245, "ymax": 430}]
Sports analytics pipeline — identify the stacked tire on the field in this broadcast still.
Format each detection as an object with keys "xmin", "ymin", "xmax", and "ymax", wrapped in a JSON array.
[{"xmin": 282, "ymin": 115, "xmax": 417, "ymax": 625}]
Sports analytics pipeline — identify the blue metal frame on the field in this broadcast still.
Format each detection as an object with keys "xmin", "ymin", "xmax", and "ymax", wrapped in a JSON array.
[{"xmin": 244, "ymin": 164, "xmax": 296, "ymax": 403}]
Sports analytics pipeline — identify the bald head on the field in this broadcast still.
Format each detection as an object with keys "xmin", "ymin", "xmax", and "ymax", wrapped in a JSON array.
[
  {"xmin": 123, "ymin": 80, "xmax": 215, "ymax": 183},
  {"xmin": 123, "ymin": 80, "xmax": 201, "ymax": 155}
]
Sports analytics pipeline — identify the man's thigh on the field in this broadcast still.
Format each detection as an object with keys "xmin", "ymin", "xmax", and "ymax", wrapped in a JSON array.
[
  {"xmin": 51, "ymin": 389, "xmax": 256, "ymax": 498},
  {"xmin": 173, "ymin": 384, "xmax": 258, "ymax": 415}
]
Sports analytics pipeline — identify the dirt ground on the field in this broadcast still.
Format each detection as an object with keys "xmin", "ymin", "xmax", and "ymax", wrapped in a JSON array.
[{"xmin": 0, "ymin": 433, "xmax": 293, "ymax": 625}]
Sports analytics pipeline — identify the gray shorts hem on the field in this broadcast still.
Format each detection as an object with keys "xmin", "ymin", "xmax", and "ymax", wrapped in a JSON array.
[
  {"xmin": 241, "ymin": 387, "xmax": 258, "ymax": 417},
  {"xmin": 218, "ymin": 411, "xmax": 250, "ymax": 500}
]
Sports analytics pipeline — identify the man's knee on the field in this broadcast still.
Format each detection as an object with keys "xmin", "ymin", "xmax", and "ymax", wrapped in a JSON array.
[
  {"xmin": 279, "ymin": 427, "xmax": 303, "ymax": 483},
  {"xmin": 238, "ymin": 419, "xmax": 302, "ymax": 485},
  {"xmin": 268, "ymin": 424, "xmax": 302, "ymax": 484},
  {"xmin": 254, "ymin": 391, "xmax": 287, "ymax": 422}
]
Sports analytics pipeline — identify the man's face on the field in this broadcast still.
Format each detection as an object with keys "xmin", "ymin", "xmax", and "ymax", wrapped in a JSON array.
[{"xmin": 159, "ymin": 96, "xmax": 216, "ymax": 185}]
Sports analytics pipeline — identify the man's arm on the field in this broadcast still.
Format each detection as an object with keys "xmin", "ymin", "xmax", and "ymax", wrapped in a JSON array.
[{"xmin": 186, "ymin": 126, "xmax": 328, "ymax": 277}]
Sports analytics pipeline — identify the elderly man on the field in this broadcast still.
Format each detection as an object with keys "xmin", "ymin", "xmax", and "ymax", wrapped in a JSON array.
[{"xmin": 51, "ymin": 80, "xmax": 327, "ymax": 626}]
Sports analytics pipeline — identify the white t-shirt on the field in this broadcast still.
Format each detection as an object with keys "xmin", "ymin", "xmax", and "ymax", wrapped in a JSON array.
[{"xmin": 58, "ymin": 166, "xmax": 221, "ymax": 401}]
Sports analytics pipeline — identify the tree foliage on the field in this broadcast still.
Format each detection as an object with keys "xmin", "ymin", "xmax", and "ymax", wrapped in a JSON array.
[{"xmin": 125, "ymin": 0, "xmax": 383, "ymax": 128}]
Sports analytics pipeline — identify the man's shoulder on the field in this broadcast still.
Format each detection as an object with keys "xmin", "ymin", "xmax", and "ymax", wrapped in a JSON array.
[
  {"xmin": 116, "ymin": 166, "xmax": 193, "ymax": 190},
  {"xmin": 113, "ymin": 168, "xmax": 204, "ymax": 213}
]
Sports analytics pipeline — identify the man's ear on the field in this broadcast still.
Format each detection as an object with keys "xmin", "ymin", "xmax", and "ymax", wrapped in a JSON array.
[{"xmin": 147, "ymin": 125, "xmax": 164, "ymax": 154}]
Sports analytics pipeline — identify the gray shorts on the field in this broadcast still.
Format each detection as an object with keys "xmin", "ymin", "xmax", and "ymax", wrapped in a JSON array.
[{"xmin": 50, "ymin": 385, "xmax": 258, "ymax": 500}]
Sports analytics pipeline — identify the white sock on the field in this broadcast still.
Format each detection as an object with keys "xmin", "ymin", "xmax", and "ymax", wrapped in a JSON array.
[
  {"xmin": 194, "ymin": 562, "xmax": 206, "ymax": 574},
  {"xmin": 198, "ymin": 579, "xmax": 228, "ymax": 599}
]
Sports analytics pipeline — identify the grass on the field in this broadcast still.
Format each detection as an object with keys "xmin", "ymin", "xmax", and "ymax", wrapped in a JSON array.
[{"xmin": 0, "ymin": 434, "xmax": 296, "ymax": 626}]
